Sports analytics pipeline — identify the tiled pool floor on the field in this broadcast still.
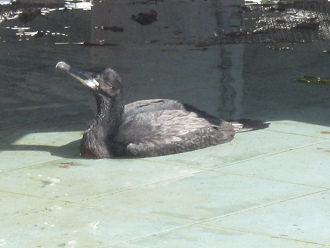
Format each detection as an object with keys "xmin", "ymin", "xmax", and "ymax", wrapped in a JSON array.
[{"xmin": 1, "ymin": 97, "xmax": 330, "ymax": 248}]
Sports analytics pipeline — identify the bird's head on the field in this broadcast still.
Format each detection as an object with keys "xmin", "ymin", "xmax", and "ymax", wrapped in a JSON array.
[{"xmin": 56, "ymin": 61, "xmax": 123, "ymax": 99}]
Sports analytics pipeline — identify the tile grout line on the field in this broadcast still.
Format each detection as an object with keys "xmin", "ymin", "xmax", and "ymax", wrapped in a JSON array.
[
  {"xmin": 0, "ymin": 157, "xmax": 71, "ymax": 174},
  {"xmin": 1, "ymin": 148, "xmax": 327, "ymax": 223},
  {"xmin": 0, "ymin": 139, "xmax": 329, "ymax": 239},
  {"xmin": 76, "ymin": 201, "xmax": 195, "ymax": 225},
  {"xmin": 144, "ymin": 140, "xmax": 330, "ymax": 190},
  {"xmin": 97, "ymin": 188, "xmax": 329, "ymax": 247},
  {"xmin": 73, "ymin": 169, "xmax": 204, "ymax": 203},
  {"xmin": 215, "ymin": 139, "xmax": 330, "ymax": 169},
  {"xmin": 144, "ymin": 156, "xmax": 330, "ymax": 191},
  {"xmin": 0, "ymin": 188, "xmax": 192, "ymax": 227},
  {"xmin": 143, "ymin": 140, "xmax": 330, "ymax": 173},
  {"xmin": 1, "ymin": 169, "xmax": 329, "ymax": 246},
  {"xmin": 199, "ymin": 223, "xmax": 327, "ymax": 247},
  {"xmin": 2, "ymin": 175, "xmax": 324, "ymax": 230},
  {"xmin": 1, "ymin": 132, "xmax": 328, "ymax": 176},
  {"xmin": 264, "ymin": 128, "xmax": 330, "ymax": 141},
  {"xmin": 0, "ymin": 190, "xmax": 74, "ymax": 222},
  {"xmin": 74, "ymin": 154, "xmax": 330, "ymax": 209},
  {"xmin": 0, "ymin": 170, "xmax": 203, "ymax": 223},
  {"xmin": 193, "ymin": 188, "xmax": 329, "ymax": 225},
  {"xmin": 212, "ymin": 169, "xmax": 330, "ymax": 190},
  {"xmin": 0, "ymin": 190, "xmax": 194, "ymax": 229},
  {"xmin": 102, "ymin": 223, "xmax": 196, "ymax": 248},
  {"xmin": 105, "ymin": 189, "xmax": 329, "ymax": 248}
]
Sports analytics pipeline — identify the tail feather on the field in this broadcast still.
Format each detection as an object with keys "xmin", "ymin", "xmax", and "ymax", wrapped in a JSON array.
[{"xmin": 230, "ymin": 119, "xmax": 270, "ymax": 133}]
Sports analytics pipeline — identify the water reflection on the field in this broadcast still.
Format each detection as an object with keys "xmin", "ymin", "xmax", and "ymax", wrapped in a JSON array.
[
  {"xmin": 0, "ymin": 0, "xmax": 329, "ymax": 135},
  {"xmin": 219, "ymin": 45, "xmax": 244, "ymax": 120}
]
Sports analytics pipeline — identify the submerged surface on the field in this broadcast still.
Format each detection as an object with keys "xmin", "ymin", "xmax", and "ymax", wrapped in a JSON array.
[{"xmin": 0, "ymin": 1, "xmax": 330, "ymax": 247}]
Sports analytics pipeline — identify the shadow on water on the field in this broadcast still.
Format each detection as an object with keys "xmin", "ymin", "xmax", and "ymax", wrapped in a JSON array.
[{"xmin": 0, "ymin": 0, "xmax": 329, "ymax": 158}]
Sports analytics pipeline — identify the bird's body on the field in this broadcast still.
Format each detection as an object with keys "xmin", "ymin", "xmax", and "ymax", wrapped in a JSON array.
[
  {"xmin": 56, "ymin": 62, "xmax": 237, "ymax": 159},
  {"xmin": 117, "ymin": 99, "xmax": 235, "ymax": 157}
]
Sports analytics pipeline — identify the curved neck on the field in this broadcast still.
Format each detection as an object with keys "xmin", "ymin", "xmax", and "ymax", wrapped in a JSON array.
[
  {"xmin": 80, "ymin": 93, "xmax": 124, "ymax": 158},
  {"xmin": 95, "ymin": 94, "xmax": 124, "ymax": 133}
]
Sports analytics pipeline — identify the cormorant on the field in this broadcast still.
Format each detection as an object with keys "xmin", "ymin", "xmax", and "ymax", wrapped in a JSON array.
[{"xmin": 56, "ymin": 61, "xmax": 243, "ymax": 158}]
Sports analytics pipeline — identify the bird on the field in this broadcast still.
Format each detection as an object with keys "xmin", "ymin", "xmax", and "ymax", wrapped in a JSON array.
[{"xmin": 56, "ymin": 61, "xmax": 245, "ymax": 159}]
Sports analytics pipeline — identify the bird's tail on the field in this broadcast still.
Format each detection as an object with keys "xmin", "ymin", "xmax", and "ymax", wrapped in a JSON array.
[{"xmin": 230, "ymin": 119, "xmax": 270, "ymax": 133}]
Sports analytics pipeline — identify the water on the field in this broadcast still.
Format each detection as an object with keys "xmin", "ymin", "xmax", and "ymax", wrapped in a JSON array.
[{"xmin": 0, "ymin": 0, "xmax": 329, "ymax": 134}]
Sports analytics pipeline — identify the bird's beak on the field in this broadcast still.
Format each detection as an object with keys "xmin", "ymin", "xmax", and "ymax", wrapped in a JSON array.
[{"xmin": 56, "ymin": 61, "xmax": 99, "ymax": 88}]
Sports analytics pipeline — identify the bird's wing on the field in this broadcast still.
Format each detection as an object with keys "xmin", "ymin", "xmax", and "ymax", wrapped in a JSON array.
[
  {"xmin": 124, "ymin": 99, "xmax": 220, "ymax": 125},
  {"xmin": 124, "ymin": 99, "xmax": 185, "ymax": 117},
  {"xmin": 115, "ymin": 110, "xmax": 234, "ymax": 157}
]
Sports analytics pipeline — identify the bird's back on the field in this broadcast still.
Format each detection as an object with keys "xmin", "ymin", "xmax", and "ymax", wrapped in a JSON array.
[{"xmin": 114, "ymin": 109, "xmax": 235, "ymax": 157}]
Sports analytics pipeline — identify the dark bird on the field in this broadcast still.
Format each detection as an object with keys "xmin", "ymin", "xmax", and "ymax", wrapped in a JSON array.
[{"xmin": 56, "ymin": 61, "xmax": 248, "ymax": 159}]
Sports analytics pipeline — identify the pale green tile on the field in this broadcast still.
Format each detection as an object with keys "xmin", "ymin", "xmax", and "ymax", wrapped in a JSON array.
[
  {"xmin": 0, "ymin": 203, "xmax": 184, "ymax": 248},
  {"xmin": 0, "ymin": 158, "xmax": 200, "ymax": 202},
  {"xmin": 267, "ymin": 121, "xmax": 330, "ymax": 139},
  {"xmin": 0, "ymin": 191, "xmax": 62, "ymax": 221},
  {"xmin": 0, "ymin": 124, "xmax": 85, "ymax": 171},
  {"xmin": 0, "ymin": 150, "xmax": 65, "ymax": 172},
  {"xmin": 0, "ymin": 141, "xmax": 80, "ymax": 172},
  {"xmin": 10, "ymin": 131, "xmax": 83, "ymax": 147},
  {"xmin": 111, "ymin": 225, "xmax": 322, "ymax": 248},
  {"xmin": 217, "ymin": 142, "xmax": 330, "ymax": 188},
  {"xmin": 206, "ymin": 191, "xmax": 330, "ymax": 246},
  {"xmin": 145, "ymin": 129, "xmax": 325, "ymax": 169},
  {"xmin": 85, "ymin": 171, "xmax": 320, "ymax": 222}
]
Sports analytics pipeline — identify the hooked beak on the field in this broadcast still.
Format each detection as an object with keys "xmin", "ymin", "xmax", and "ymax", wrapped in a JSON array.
[{"xmin": 56, "ymin": 61, "xmax": 99, "ymax": 88}]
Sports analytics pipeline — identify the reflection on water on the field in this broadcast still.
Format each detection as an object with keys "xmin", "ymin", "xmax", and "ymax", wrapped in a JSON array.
[
  {"xmin": 0, "ymin": 0, "xmax": 329, "ymax": 131},
  {"xmin": 219, "ymin": 45, "xmax": 244, "ymax": 120}
]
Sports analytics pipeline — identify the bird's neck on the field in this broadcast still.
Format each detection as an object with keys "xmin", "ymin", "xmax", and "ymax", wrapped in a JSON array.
[{"xmin": 80, "ymin": 94, "xmax": 124, "ymax": 158}]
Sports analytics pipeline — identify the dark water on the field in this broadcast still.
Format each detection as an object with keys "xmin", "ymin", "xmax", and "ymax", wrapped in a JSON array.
[{"xmin": 0, "ymin": 0, "xmax": 329, "ymax": 140}]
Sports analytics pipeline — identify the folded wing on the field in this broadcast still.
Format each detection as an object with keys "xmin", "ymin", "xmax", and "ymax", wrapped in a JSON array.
[{"xmin": 115, "ymin": 109, "xmax": 235, "ymax": 157}]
